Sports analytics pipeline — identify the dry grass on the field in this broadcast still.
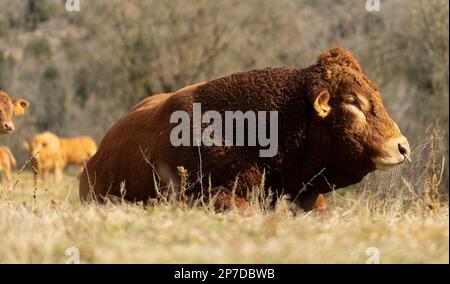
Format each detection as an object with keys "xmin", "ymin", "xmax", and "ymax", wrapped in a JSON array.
[{"xmin": 0, "ymin": 169, "xmax": 447, "ymax": 264}]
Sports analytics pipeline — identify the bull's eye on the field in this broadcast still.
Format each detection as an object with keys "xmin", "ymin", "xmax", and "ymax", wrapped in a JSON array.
[
  {"xmin": 42, "ymin": 142, "xmax": 48, "ymax": 148},
  {"xmin": 344, "ymin": 97, "xmax": 367, "ymax": 126},
  {"xmin": 345, "ymin": 97, "xmax": 360, "ymax": 108}
]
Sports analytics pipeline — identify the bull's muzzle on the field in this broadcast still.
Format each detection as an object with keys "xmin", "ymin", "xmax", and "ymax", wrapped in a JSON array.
[{"xmin": 373, "ymin": 136, "xmax": 411, "ymax": 171}]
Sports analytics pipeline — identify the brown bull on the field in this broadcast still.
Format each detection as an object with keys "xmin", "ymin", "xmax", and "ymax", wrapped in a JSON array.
[
  {"xmin": 0, "ymin": 91, "xmax": 29, "ymax": 135},
  {"xmin": 24, "ymin": 132, "xmax": 97, "ymax": 183},
  {"xmin": 80, "ymin": 47, "xmax": 410, "ymax": 212}
]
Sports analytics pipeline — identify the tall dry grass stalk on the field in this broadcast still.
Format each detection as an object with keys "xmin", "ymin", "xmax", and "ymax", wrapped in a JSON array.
[
  {"xmin": 423, "ymin": 118, "xmax": 445, "ymax": 213},
  {"xmin": 0, "ymin": 153, "xmax": 38, "ymax": 203}
]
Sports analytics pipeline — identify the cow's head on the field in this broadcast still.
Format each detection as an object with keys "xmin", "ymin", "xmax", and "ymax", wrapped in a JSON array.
[
  {"xmin": 23, "ymin": 132, "xmax": 61, "ymax": 168},
  {"xmin": 0, "ymin": 91, "xmax": 29, "ymax": 134},
  {"xmin": 307, "ymin": 47, "xmax": 410, "ymax": 173}
]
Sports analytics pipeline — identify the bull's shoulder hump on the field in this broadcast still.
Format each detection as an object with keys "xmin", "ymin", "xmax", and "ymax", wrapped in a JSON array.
[
  {"xmin": 229, "ymin": 67, "xmax": 299, "ymax": 79},
  {"xmin": 196, "ymin": 67, "xmax": 301, "ymax": 92}
]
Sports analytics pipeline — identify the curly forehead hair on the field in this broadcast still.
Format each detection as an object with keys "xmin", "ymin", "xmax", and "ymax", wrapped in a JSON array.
[{"xmin": 315, "ymin": 47, "xmax": 379, "ymax": 92}]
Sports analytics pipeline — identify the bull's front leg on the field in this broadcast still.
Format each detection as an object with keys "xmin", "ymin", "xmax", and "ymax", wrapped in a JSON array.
[
  {"xmin": 202, "ymin": 166, "xmax": 264, "ymax": 216},
  {"xmin": 207, "ymin": 186, "xmax": 253, "ymax": 216},
  {"xmin": 297, "ymin": 190, "xmax": 328, "ymax": 211},
  {"xmin": 284, "ymin": 171, "xmax": 330, "ymax": 211}
]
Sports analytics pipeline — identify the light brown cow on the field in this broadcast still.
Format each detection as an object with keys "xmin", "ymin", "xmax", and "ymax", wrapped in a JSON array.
[
  {"xmin": 0, "ymin": 146, "xmax": 16, "ymax": 184},
  {"xmin": 24, "ymin": 132, "xmax": 97, "ymax": 183},
  {"xmin": 0, "ymin": 91, "xmax": 29, "ymax": 135}
]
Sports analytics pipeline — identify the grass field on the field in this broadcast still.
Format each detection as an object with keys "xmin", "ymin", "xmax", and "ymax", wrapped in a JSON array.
[{"xmin": 0, "ymin": 171, "xmax": 448, "ymax": 264}]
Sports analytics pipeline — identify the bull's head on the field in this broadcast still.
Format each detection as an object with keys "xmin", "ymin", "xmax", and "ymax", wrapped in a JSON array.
[
  {"xmin": 0, "ymin": 91, "xmax": 29, "ymax": 134},
  {"xmin": 307, "ymin": 47, "xmax": 410, "ymax": 174}
]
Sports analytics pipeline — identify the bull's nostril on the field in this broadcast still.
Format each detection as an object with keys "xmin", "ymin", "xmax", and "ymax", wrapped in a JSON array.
[
  {"xmin": 398, "ymin": 143, "xmax": 411, "ymax": 163},
  {"xmin": 398, "ymin": 144, "xmax": 407, "ymax": 155}
]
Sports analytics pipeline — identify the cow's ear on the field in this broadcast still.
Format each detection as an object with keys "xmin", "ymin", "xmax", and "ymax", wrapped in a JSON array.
[
  {"xmin": 308, "ymin": 88, "xmax": 331, "ymax": 118},
  {"xmin": 13, "ymin": 99, "xmax": 29, "ymax": 116}
]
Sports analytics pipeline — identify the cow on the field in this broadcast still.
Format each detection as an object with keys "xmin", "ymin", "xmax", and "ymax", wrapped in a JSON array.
[
  {"xmin": 0, "ymin": 146, "xmax": 16, "ymax": 184},
  {"xmin": 0, "ymin": 91, "xmax": 29, "ymax": 135},
  {"xmin": 79, "ymin": 47, "xmax": 410, "ymax": 212},
  {"xmin": 23, "ymin": 132, "xmax": 97, "ymax": 183}
]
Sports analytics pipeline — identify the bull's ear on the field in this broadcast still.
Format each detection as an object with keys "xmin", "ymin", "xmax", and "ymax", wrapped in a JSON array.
[
  {"xmin": 308, "ymin": 88, "xmax": 331, "ymax": 118},
  {"xmin": 13, "ymin": 99, "xmax": 29, "ymax": 116}
]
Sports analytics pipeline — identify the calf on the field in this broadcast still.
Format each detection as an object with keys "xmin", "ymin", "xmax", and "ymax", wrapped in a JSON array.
[
  {"xmin": 0, "ymin": 91, "xmax": 29, "ymax": 135},
  {"xmin": 24, "ymin": 132, "xmax": 97, "ymax": 183}
]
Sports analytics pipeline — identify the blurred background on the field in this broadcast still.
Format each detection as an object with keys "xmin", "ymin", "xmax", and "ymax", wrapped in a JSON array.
[{"xmin": 0, "ymin": 0, "xmax": 448, "ymax": 194}]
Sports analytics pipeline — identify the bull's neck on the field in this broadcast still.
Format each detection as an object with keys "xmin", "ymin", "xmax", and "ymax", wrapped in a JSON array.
[
  {"xmin": 276, "ymin": 69, "xmax": 312, "ymax": 153},
  {"xmin": 266, "ymin": 69, "xmax": 333, "ymax": 189}
]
